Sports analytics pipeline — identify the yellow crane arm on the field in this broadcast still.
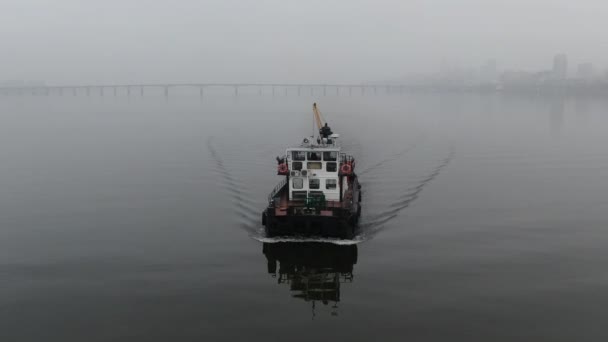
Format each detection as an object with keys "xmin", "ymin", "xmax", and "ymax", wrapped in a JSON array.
[{"xmin": 312, "ymin": 103, "xmax": 324, "ymax": 130}]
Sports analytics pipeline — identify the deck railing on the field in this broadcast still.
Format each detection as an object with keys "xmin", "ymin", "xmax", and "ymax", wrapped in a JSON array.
[
  {"xmin": 272, "ymin": 199, "xmax": 345, "ymax": 210},
  {"xmin": 267, "ymin": 178, "xmax": 287, "ymax": 203}
]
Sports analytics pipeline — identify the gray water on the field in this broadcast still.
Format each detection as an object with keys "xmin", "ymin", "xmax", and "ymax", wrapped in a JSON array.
[{"xmin": 1, "ymin": 92, "xmax": 608, "ymax": 341}]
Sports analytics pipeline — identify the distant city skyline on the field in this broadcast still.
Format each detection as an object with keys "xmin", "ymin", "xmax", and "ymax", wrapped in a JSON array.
[{"xmin": 3, "ymin": 52, "xmax": 608, "ymax": 88}]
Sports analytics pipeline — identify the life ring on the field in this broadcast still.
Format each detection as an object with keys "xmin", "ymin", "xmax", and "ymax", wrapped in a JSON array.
[
  {"xmin": 278, "ymin": 163, "xmax": 289, "ymax": 174},
  {"xmin": 340, "ymin": 163, "xmax": 352, "ymax": 174}
]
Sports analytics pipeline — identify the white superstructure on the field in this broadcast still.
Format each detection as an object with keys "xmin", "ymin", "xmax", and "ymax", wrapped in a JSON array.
[{"xmin": 286, "ymin": 136, "xmax": 341, "ymax": 201}]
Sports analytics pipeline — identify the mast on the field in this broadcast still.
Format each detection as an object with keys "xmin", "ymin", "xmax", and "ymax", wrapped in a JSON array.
[
  {"xmin": 313, "ymin": 103, "xmax": 334, "ymax": 142},
  {"xmin": 313, "ymin": 103, "xmax": 324, "ymax": 131}
]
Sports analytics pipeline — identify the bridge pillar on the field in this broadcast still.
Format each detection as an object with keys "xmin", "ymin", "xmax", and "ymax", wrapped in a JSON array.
[
  {"xmin": 199, "ymin": 86, "xmax": 204, "ymax": 99},
  {"xmin": 374, "ymin": 86, "xmax": 377, "ymax": 95},
  {"xmin": 86, "ymin": 87, "xmax": 90, "ymax": 96},
  {"xmin": 361, "ymin": 86, "xmax": 365, "ymax": 96},
  {"xmin": 100, "ymin": 87, "xmax": 104, "ymax": 96},
  {"xmin": 284, "ymin": 87, "xmax": 288, "ymax": 96},
  {"xmin": 349, "ymin": 87, "xmax": 352, "ymax": 96},
  {"xmin": 336, "ymin": 87, "xmax": 339, "ymax": 96},
  {"xmin": 234, "ymin": 86, "xmax": 239, "ymax": 97},
  {"xmin": 140, "ymin": 86, "xmax": 144, "ymax": 96},
  {"xmin": 73, "ymin": 88, "xmax": 77, "ymax": 96},
  {"xmin": 127, "ymin": 86, "xmax": 131, "ymax": 97},
  {"xmin": 164, "ymin": 86, "xmax": 169, "ymax": 100},
  {"xmin": 258, "ymin": 86, "xmax": 262, "ymax": 96},
  {"xmin": 272, "ymin": 86, "xmax": 275, "ymax": 97},
  {"xmin": 113, "ymin": 87, "xmax": 117, "ymax": 96}
]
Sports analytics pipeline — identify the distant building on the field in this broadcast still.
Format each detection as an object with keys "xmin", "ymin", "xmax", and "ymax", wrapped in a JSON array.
[
  {"xmin": 552, "ymin": 54, "xmax": 568, "ymax": 80},
  {"xmin": 576, "ymin": 63, "xmax": 594, "ymax": 80},
  {"xmin": 500, "ymin": 70, "xmax": 536, "ymax": 85},
  {"xmin": 534, "ymin": 70, "xmax": 556, "ymax": 83},
  {"xmin": 479, "ymin": 59, "xmax": 498, "ymax": 84}
]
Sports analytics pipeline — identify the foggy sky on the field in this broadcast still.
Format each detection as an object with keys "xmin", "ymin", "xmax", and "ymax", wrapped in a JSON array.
[{"xmin": 2, "ymin": 0, "xmax": 607, "ymax": 84}]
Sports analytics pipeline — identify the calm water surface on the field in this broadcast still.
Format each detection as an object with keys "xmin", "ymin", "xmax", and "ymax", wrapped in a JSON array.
[{"xmin": 1, "ymin": 92, "xmax": 607, "ymax": 341}]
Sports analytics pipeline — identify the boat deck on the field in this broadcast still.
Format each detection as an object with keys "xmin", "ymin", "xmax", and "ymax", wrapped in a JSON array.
[{"xmin": 273, "ymin": 186, "xmax": 349, "ymax": 216}]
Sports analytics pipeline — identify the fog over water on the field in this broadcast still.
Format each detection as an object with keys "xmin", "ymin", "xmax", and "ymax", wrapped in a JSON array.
[
  {"xmin": 1, "ymin": 92, "xmax": 608, "ymax": 341},
  {"xmin": 2, "ymin": 1, "xmax": 608, "ymax": 341},
  {"xmin": 3, "ymin": 0, "xmax": 608, "ymax": 84}
]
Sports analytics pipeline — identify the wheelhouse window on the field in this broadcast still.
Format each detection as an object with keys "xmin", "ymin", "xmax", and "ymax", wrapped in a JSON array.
[
  {"xmin": 292, "ymin": 178, "xmax": 303, "ymax": 189},
  {"xmin": 326, "ymin": 179, "xmax": 337, "ymax": 190},
  {"xmin": 309, "ymin": 179, "xmax": 320, "ymax": 189},
  {"xmin": 292, "ymin": 151, "xmax": 306, "ymax": 161},
  {"xmin": 323, "ymin": 151, "xmax": 338, "ymax": 161},
  {"xmin": 307, "ymin": 162, "xmax": 322, "ymax": 170},
  {"xmin": 292, "ymin": 161, "xmax": 302, "ymax": 170},
  {"xmin": 309, "ymin": 191, "xmax": 324, "ymax": 197},
  {"xmin": 292, "ymin": 191, "xmax": 307, "ymax": 200},
  {"xmin": 307, "ymin": 152, "xmax": 322, "ymax": 161},
  {"xmin": 326, "ymin": 162, "xmax": 337, "ymax": 172}
]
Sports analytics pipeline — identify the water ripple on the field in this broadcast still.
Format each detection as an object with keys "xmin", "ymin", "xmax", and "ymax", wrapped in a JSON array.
[
  {"xmin": 207, "ymin": 137, "xmax": 261, "ymax": 234},
  {"xmin": 360, "ymin": 148, "xmax": 455, "ymax": 235}
]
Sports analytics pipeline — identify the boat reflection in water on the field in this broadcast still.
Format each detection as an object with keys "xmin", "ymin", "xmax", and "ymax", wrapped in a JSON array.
[{"xmin": 262, "ymin": 242, "xmax": 358, "ymax": 316}]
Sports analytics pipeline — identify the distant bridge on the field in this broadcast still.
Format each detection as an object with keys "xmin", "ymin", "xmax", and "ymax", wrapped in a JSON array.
[
  {"xmin": 2, "ymin": 82, "xmax": 606, "ymax": 99},
  {"xmin": 0, "ymin": 83, "xmax": 460, "ymax": 99}
]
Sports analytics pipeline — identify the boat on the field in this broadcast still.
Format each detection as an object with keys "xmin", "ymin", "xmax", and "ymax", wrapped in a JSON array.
[{"xmin": 262, "ymin": 103, "xmax": 362, "ymax": 239}]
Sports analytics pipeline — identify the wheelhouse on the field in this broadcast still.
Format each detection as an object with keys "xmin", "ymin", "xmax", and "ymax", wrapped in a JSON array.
[{"xmin": 286, "ymin": 147, "xmax": 340, "ymax": 201}]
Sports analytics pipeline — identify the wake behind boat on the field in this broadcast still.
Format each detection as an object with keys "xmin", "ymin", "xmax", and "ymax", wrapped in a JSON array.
[{"xmin": 262, "ymin": 104, "xmax": 362, "ymax": 239}]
